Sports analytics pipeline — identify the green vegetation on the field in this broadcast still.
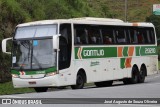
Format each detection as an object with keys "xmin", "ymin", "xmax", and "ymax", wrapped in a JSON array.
[
  {"xmin": 0, "ymin": 82, "xmax": 34, "ymax": 95},
  {"xmin": 0, "ymin": 0, "xmax": 160, "ymax": 94},
  {"xmin": 0, "ymin": 82, "xmax": 93, "ymax": 95},
  {"xmin": 146, "ymin": 15, "xmax": 160, "ymax": 43},
  {"xmin": 0, "ymin": 0, "xmax": 112, "ymax": 83}
]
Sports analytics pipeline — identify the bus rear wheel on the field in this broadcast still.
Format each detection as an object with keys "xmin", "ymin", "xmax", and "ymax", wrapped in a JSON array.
[
  {"xmin": 123, "ymin": 66, "xmax": 139, "ymax": 84},
  {"xmin": 71, "ymin": 72, "xmax": 85, "ymax": 89},
  {"xmin": 129, "ymin": 66, "xmax": 139, "ymax": 84},
  {"xmin": 138, "ymin": 66, "xmax": 146, "ymax": 83},
  {"xmin": 129, "ymin": 67, "xmax": 139, "ymax": 84},
  {"xmin": 34, "ymin": 87, "xmax": 48, "ymax": 92}
]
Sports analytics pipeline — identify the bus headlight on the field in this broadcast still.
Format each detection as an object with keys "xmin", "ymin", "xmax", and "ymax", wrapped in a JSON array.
[
  {"xmin": 45, "ymin": 72, "xmax": 56, "ymax": 77},
  {"xmin": 12, "ymin": 74, "xmax": 19, "ymax": 78}
]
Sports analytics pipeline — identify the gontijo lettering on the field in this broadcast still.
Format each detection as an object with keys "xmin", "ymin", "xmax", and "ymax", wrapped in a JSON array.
[{"xmin": 83, "ymin": 49, "xmax": 104, "ymax": 57}]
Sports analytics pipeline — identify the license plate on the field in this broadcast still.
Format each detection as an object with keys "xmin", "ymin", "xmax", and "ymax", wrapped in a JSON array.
[{"xmin": 28, "ymin": 81, "xmax": 36, "ymax": 85}]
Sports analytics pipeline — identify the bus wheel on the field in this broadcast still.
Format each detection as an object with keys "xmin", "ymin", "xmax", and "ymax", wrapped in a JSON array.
[
  {"xmin": 34, "ymin": 87, "xmax": 48, "ymax": 92},
  {"xmin": 71, "ymin": 72, "xmax": 85, "ymax": 89},
  {"xmin": 138, "ymin": 66, "xmax": 146, "ymax": 83},
  {"xmin": 129, "ymin": 66, "xmax": 139, "ymax": 84}
]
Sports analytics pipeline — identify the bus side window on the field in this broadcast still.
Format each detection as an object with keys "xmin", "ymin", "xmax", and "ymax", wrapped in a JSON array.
[
  {"xmin": 142, "ymin": 29, "xmax": 149, "ymax": 44},
  {"xmin": 116, "ymin": 28, "xmax": 126, "ymax": 44},
  {"xmin": 150, "ymin": 29, "xmax": 155, "ymax": 44},
  {"xmin": 101, "ymin": 26, "xmax": 114, "ymax": 44},
  {"xmin": 104, "ymin": 36, "xmax": 112, "ymax": 44},
  {"xmin": 129, "ymin": 29, "xmax": 138, "ymax": 44},
  {"xmin": 147, "ymin": 28, "xmax": 155, "ymax": 44},
  {"xmin": 147, "ymin": 30, "xmax": 151, "ymax": 43},
  {"xmin": 126, "ymin": 29, "xmax": 131, "ymax": 43},
  {"xmin": 140, "ymin": 28, "xmax": 155, "ymax": 44},
  {"xmin": 88, "ymin": 29, "xmax": 101, "ymax": 44},
  {"xmin": 74, "ymin": 27, "xmax": 88, "ymax": 45},
  {"xmin": 74, "ymin": 29, "xmax": 78, "ymax": 44},
  {"xmin": 137, "ymin": 31, "xmax": 144, "ymax": 44},
  {"xmin": 76, "ymin": 36, "xmax": 81, "ymax": 44},
  {"xmin": 139, "ymin": 29, "xmax": 148, "ymax": 44}
]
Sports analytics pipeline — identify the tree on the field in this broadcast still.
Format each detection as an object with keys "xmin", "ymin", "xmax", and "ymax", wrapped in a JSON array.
[{"xmin": 146, "ymin": 15, "xmax": 160, "ymax": 42}]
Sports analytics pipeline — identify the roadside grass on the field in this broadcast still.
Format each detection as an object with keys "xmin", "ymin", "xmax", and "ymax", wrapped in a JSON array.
[
  {"xmin": 0, "ymin": 81, "xmax": 95, "ymax": 95},
  {"xmin": 0, "ymin": 81, "xmax": 35, "ymax": 95}
]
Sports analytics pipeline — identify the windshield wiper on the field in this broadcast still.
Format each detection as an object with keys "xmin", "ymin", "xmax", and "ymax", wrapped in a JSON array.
[
  {"xmin": 32, "ymin": 55, "xmax": 43, "ymax": 70},
  {"xmin": 19, "ymin": 40, "xmax": 32, "ymax": 71}
]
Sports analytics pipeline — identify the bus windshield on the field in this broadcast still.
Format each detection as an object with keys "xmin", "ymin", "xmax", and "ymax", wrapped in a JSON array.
[
  {"xmin": 12, "ymin": 25, "xmax": 57, "ymax": 70},
  {"xmin": 12, "ymin": 39, "xmax": 56, "ymax": 70},
  {"xmin": 15, "ymin": 24, "xmax": 57, "ymax": 39}
]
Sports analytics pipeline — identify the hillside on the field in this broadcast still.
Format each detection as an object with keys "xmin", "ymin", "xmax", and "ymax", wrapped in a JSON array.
[{"xmin": 88, "ymin": 0, "xmax": 160, "ymax": 22}]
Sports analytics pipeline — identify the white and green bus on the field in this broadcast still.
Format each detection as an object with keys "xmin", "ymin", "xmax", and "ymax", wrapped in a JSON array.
[{"xmin": 2, "ymin": 17, "xmax": 158, "ymax": 92}]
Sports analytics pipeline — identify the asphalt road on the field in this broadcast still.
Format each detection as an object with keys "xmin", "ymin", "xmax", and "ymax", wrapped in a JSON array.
[{"xmin": 1, "ymin": 73, "xmax": 160, "ymax": 107}]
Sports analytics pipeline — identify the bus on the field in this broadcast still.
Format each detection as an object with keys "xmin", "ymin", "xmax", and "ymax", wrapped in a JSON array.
[{"xmin": 2, "ymin": 17, "xmax": 158, "ymax": 92}]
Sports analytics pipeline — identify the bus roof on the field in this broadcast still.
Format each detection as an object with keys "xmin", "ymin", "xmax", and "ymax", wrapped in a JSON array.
[{"xmin": 17, "ymin": 17, "xmax": 154, "ymax": 28}]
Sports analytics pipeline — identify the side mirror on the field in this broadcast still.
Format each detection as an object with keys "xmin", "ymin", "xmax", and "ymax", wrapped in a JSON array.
[
  {"xmin": 53, "ymin": 34, "xmax": 61, "ymax": 50},
  {"xmin": 53, "ymin": 34, "xmax": 61, "ymax": 73},
  {"xmin": 2, "ymin": 37, "xmax": 12, "ymax": 54}
]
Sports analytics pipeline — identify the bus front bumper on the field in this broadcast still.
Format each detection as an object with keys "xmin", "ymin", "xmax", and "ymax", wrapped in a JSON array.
[{"xmin": 12, "ymin": 75, "xmax": 60, "ymax": 88}]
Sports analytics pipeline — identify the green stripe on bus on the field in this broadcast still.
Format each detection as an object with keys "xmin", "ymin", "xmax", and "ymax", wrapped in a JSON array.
[
  {"xmin": 136, "ymin": 46, "xmax": 140, "ymax": 56},
  {"xmin": 74, "ymin": 47, "xmax": 79, "ymax": 59},
  {"xmin": 75, "ymin": 46, "xmax": 157, "ymax": 59},
  {"xmin": 11, "ymin": 67, "xmax": 57, "ymax": 75},
  {"xmin": 120, "ymin": 58, "xmax": 126, "ymax": 69},
  {"xmin": 75, "ymin": 47, "xmax": 117, "ymax": 59},
  {"xmin": 123, "ymin": 47, "xmax": 128, "ymax": 57}
]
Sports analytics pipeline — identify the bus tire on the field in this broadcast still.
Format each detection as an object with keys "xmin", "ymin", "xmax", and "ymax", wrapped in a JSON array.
[
  {"xmin": 34, "ymin": 87, "xmax": 48, "ymax": 92},
  {"xmin": 129, "ymin": 66, "xmax": 139, "ymax": 84},
  {"xmin": 138, "ymin": 65, "xmax": 146, "ymax": 83},
  {"xmin": 71, "ymin": 72, "xmax": 85, "ymax": 89},
  {"xmin": 95, "ymin": 81, "xmax": 113, "ymax": 87}
]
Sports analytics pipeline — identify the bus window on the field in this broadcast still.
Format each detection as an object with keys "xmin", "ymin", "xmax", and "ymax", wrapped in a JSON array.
[
  {"xmin": 149, "ymin": 28, "xmax": 155, "ymax": 44},
  {"xmin": 88, "ymin": 27, "xmax": 102, "ymax": 44},
  {"xmin": 74, "ymin": 25, "xmax": 88, "ymax": 45},
  {"xmin": 147, "ymin": 30, "xmax": 151, "ymax": 43},
  {"xmin": 115, "ymin": 28, "xmax": 126, "ymax": 44},
  {"xmin": 101, "ymin": 26, "xmax": 114, "ymax": 44},
  {"xmin": 138, "ymin": 29, "xmax": 148, "ymax": 44},
  {"xmin": 137, "ymin": 31, "xmax": 144, "ymax": 44},
  {"xmin": 123, "ymin": 27, "xmax": 131, "ymax": 44},
  {"xmin": 129, "ymin": 29, "xmax": 138, "ymax": 44},
  {"xmin": 125, "ymin": 29, "xmax": 131, "ymax": 43}
]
